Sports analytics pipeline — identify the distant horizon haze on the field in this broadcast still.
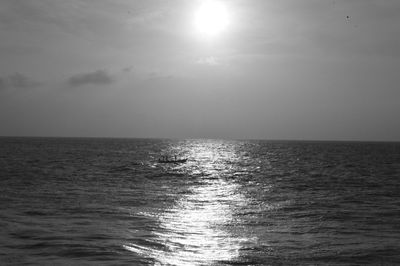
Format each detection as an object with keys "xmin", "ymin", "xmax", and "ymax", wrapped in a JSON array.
[{"xmin": 0, "ymin": 135, "xmax": 399, "ymax": 143}]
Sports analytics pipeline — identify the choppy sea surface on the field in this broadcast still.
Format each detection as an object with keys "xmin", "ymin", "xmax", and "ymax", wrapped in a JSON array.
[{"xmin": 1, "ymin": 137, "xmax": 400, "ymax": 265}]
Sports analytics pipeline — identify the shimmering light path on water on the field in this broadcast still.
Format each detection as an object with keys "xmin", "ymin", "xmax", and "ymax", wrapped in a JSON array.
[
  {"xmin": 125, "ymin": 179, "xmax": 247, "ymax": 265},
  {"xmin": 1, "ymin": 138, "xmax": 400, "ymax": 265},
  {"xmin": 124, "ymin": 140, "xmax": 258, "ymax": 265}
]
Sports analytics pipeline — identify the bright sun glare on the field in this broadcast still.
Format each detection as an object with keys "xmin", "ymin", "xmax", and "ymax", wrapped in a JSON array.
[{"xmin": 194, "ymin": 1, "xmax": 229, "ymax": 38}]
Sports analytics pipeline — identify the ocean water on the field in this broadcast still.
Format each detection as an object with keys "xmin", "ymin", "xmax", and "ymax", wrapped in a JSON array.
[{"xmin": 1, "ymin": 137, "xmax": 400, "ymax": 265}]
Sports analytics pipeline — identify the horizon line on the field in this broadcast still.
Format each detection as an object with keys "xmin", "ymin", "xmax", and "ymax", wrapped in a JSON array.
[{"xmin": 1, "ymin": 135, "xmax": 399, "ymax": 143}]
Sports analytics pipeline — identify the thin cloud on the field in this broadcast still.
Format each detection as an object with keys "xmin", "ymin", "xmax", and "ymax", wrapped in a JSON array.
[
  {"xmin": 196, "ymin": 56, "xmax": 219, "ymax": 65},
  {"xmin": 122, "ymin": 66, "xmax": 134, "ymax": 73},
  {"xmin": 68, "ymin": 70, "xmax": 114, "ymax": 87},
  {"xmin": 0, "ymin": 73, "xmax": 40, "ymax": 90}
]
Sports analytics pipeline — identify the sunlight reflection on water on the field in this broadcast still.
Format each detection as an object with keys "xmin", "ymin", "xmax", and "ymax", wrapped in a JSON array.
[
  {"xmin": 124, "ymin": 140, "xmax": 256, "ymax": 265},
  {"xmin": 124, "ymin": 179, "xmax": 250, "ymax": 265}
]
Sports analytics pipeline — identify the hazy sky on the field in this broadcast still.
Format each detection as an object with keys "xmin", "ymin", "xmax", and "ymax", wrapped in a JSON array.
[{"xmin": 1, "ymin": 0, "xmax": 399, "ymax": 141}]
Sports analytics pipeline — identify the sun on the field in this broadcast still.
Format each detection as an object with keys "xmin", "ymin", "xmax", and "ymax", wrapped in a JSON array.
[{"xmin": 194, "ymin": 1, "xmax": 229, "ymax": 38}]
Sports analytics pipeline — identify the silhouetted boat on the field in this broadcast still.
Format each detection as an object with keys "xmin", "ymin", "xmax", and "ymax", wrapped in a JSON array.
[{"xmin": 157, "ymin": 158, "xmax": 188, "ymax": 164}]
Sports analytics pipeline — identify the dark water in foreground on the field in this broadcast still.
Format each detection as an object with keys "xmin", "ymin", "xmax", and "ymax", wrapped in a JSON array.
[{"xmin": 1, "ymin": 137, "xmax": 400, "ymax": 265}]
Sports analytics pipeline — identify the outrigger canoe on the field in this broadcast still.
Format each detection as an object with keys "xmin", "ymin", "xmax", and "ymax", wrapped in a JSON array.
[{"xmin": 157, "ymin": 158, "xmax": 188, "ymax": 164}]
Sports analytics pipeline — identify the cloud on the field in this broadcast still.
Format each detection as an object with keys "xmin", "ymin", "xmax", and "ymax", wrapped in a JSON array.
[
  {"xmin": 122, "ymin": 66, "xmax": 134, "ymax": 73},
  {"xmin": 68, "ymin": 70, "xmax": 114, "ymax": 87},
  {"xmin": 0, "ymin": 73, "xmax": 40, "ymax": 90},
  {"xmin": 196, "ymin": 57, "xmax": 219, "ymax": 66}
]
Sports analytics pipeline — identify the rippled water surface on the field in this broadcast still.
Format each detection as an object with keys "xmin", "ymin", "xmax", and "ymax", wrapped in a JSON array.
[{"xmin": 1, "ymin": 137, "xmax": 400, "ymax": 265}]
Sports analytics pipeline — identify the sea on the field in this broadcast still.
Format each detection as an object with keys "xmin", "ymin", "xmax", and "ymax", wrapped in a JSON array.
[{"xmin": 0, "ymin": 137, "xmax": 400, "ymax": 265}]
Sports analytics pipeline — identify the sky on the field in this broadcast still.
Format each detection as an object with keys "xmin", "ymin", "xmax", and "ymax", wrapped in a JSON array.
[{"xmin": 0, "ymin": 0, "xmax": 399, "ymax": 141}]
